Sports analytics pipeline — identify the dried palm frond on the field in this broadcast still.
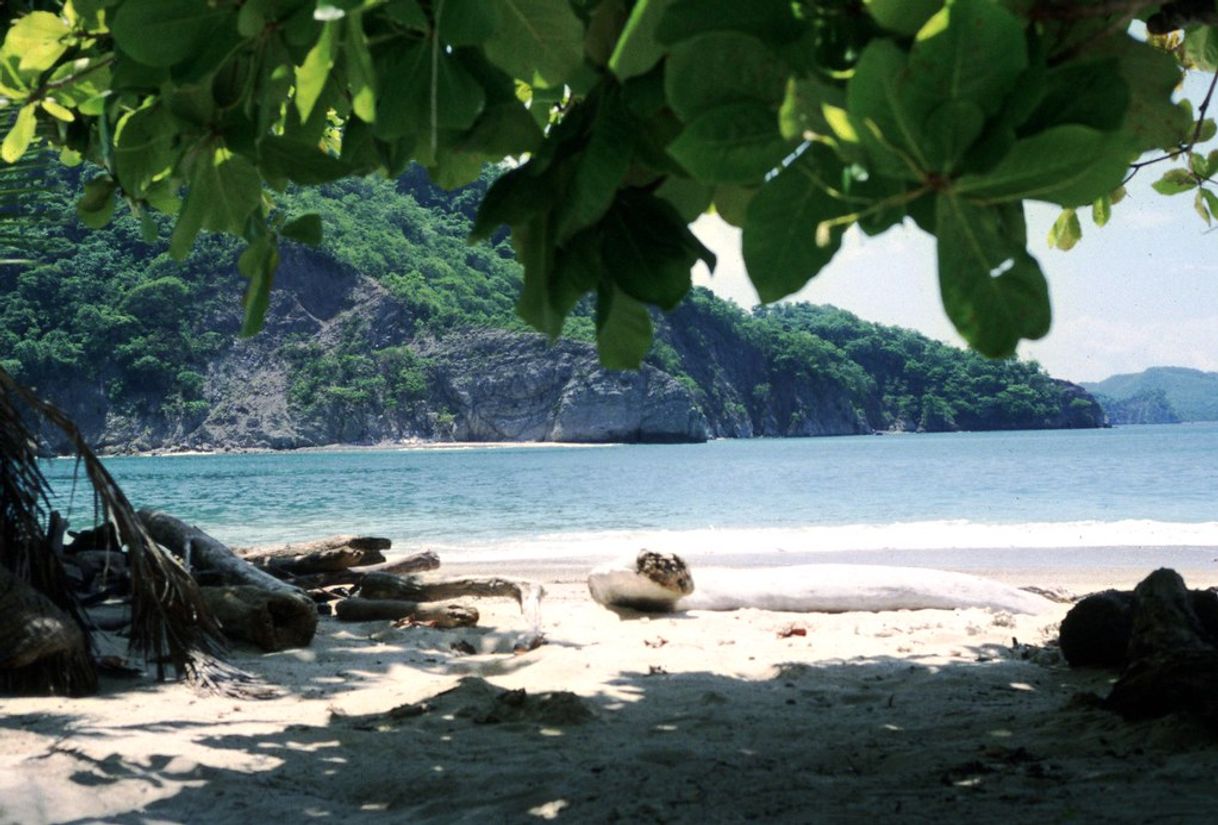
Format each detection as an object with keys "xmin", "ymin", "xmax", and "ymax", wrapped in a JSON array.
[
  {"xmin": 0, "ymin": 379, "xmax": 96, "ymax": 694},
  {"xmin": 0, "ymin": 367, "xmax": 228, "ymax": 689}
]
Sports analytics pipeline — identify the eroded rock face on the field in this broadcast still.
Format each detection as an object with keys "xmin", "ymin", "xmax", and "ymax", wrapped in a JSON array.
[{"xmin": 423, "ymin": 330, "xmax": 708, "ymax": 443}]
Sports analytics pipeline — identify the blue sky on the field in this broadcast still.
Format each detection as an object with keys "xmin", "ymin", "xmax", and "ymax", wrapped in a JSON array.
[{"xmin": 692, "ymin": 73, "xmax": 1218, "ymax": 385}]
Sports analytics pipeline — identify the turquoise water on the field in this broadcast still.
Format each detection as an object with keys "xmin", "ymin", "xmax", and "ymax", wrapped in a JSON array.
[{"xmin": 41, "ymin": 424, "xmax": 1218, "ymax": 571}]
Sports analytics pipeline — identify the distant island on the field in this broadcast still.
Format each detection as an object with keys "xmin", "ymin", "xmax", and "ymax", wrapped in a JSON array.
[
  {"xmin": 1082, "ymin": 367, "xmax": 1218, "ymax": 425},
  {"xmin": 6, "ymin": 167, "xmax": 1104, "ymax": 454}
]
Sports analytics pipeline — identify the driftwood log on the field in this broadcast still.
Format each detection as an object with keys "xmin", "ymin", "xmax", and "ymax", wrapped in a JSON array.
[
  {"xmin": 357, "ymin": 572, "xmax": 544, "ymax": 629},
  {"xmin": 265, "ymin": 550, "xmax": 441, "ymax": 590},
  {"xmin": 139, "ymin": 510, "xmax": 317, "ymax": 650},
  {"xmin": 235, "ymin": 536, "xmax": 389, "ymax": 575},
  {"xmin": 200, "ymin": 586, "xmax": 321, "ymax": 651},
  {"xmin": 335, "ymin": 598, "xmax": 478, "ymax": 628}
]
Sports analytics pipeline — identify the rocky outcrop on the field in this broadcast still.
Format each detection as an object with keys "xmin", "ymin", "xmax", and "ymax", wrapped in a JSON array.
[
  {"xmin": 423, "ymin": 331, "xmax": 707, "ymax": 443},
  {"xmin": 1093, "ymin": 389, "xmax": 1181, "ymax": 426}
]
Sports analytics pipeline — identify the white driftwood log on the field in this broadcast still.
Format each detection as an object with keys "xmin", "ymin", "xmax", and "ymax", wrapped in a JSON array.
[{"xmin": 588, "ymin": 552, "xmax": 1052, "ymax": 615}]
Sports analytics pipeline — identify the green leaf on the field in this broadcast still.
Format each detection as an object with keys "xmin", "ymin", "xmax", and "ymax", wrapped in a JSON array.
[
  {"xmin": 954, "ymin": 125, "xmax": 1135, "ymax": 207},
  {"xmin": 171, "ymin": 146, "xmax": 263, "ymax": 258},
  {"xmin": 114, "ymin": 105, "xmax": 177, "ymax": 196},
  {"xmin": 281, "ymin": 213, "xmax": 323, "ymax": 246},
  {"xmin": 1151, "ymin": 168, "xmax": 1197, "ymax": 196},
  {"xmin": 237, "ymin": 235, "xmax": 280, "ymax": 337},
  {"xmin": 1194, "ymin": 188, "xmax": 1212, "ymax": 225},
  {"xmin": 667, "ymin": 101, "xmax": 793, "ymax": 184},
  {"xmin": 608, "ymin": 0, "xmax": 676, "ymax": 80},
  {"xmin": 1189, "ymin": 151, "xmax": 1210, "ymax": 178},
  {"xmin": 1199, "ymin": 118, "xmax": 1218, "ymax": 144},
  {"xmin": 345, "ymin": 14, "xmax": 377, "ymax": 123},
  {"xmin": 555, "ymin": 88, "xmax": 636, "ymax": 242},
  {"xmin": 907, "ymin": 0, "xmax": 1027, "ymax": 118},
  {"xmin": 386, "ymin": 0, "xmax": 428, "ymax": 29},
  {"xmin": 1090, "ymin": 36, "xmax": 1190, "ymax": 153},
  {"xmin": 665, "ymin": 32, "xmax": 789, "ymax": 123},
  {"xmin": 1, "ymin": 103, "xmax": 37, "ymax": 164},
  {"xmin": 655, "ymin": 176, "xmax": 713, "ymax": 222},
  {"xmin": 512, "ymin": 214, "xmax": 563, "ymax": 337},
  {"xmin": 259, "ymin": 135, "xmax": 352, "ymax": 187},
  {"xmin": 778, "ymin": 75, "xmax": 846, "ymax": 141},
  {"xmin": 111, "ymin": 0, "xmax": 230, "ymax": 67},
  {"xmin": 600, "ymin": 190, "xmax": 711, "ymax": 310},
  {"xmin": 1091, "ymin": 194, "xmax": 1111, "ymax": 227},
  {"xmin": 373, "ymin": 41, "xmax": 485, "ymax": 140},
  {"xmin": 1184, "ymin": 25, "xmax": 1218, "ymax": 72},
  {"xmin": 76, "ymin": 175, "xmax": 117, "ymax": 230},
  {"xmin": 441, "ymin": 0, "xmax": 501, "ymax": 45},
  {"xmin": 1046, "ymin": 208, "xmax": 1080, "ymax": 251},
  {"xmin": 847, "ymin": 40, "xmax": 934, "ymax": 173},
  {"xmin": 712, "ymin": 184, "xmax": 756, "ymax": 228},
  {"xmin": 596, "ymin": 282, "xmax": 654, "ymax": 370},
  {"xmin": 741, "ymin": 143, "xmax": 851, "ymax": 302},
  {"xmin": 864, "ymin": 0, "xmax": 942, "ymax": 36},
  {"xmin": 7, "ymin": 11, "xmax": 71, "ymax": 73},
  {"xmin": 1201, "ymin": 188, "xmax": 1218, "ymax": 222},
  {"xmin": 1018, "ymin": 57, "xmax": 1129, "ymax": 136},
  {"xmin": 656, "ymin": 0, "xmax": 801, "ymax": 46},
  {"xmin": 936, "ymin": 195, "xmax": 1050, "ymax": 357},
  {"xmin": 483, "ymin": 0, "xmax": 584, "ymax": 88},
  {"xmin": 296, "ymin": 21, "xmax": 338, "ymax": 124}
]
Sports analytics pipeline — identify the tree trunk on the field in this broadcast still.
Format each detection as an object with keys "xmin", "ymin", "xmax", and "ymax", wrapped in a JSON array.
[
  {"xmin": 139, "ymin": 510, "xmax": 317, "ymax": 649},
  {"xmin": 267, "ymin": 551, "xmax": 443, "ymax": 590}
]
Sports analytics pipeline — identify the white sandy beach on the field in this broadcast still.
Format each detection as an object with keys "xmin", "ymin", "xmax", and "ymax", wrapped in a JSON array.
[{"xmin": 3, "ymin": 558, "xmax": 1217, "ymax": 824}]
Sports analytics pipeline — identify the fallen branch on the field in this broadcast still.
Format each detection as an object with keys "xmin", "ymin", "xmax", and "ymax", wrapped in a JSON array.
[{"xmin": 357, "ymin": 572, "xmax": 544, "ymax": 631}]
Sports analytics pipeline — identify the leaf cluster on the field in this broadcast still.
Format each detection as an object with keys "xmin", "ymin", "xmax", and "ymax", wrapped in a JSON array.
[{"xmin": 0, "ymin": 1, "xmax": 1209, "ymax": 366}]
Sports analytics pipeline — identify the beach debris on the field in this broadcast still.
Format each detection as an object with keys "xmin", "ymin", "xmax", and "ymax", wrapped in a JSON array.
[
  {"xmin": 644, "ymin": 636, "xmax": 668, "ymax": 648},
  {"xmin": 778, "ymin": 624, "xmax": 808, "ymax": 638},
  {"xmin": 198, "ymin": 585, "xmax": 319, "ymax": 651},
  {"xmin": 335, "ymin": 597, "xmax": 478, "ymax": 628},
  {"xmin": 140, "ymin": 510, "xmax": 317, "ymax": 651}
]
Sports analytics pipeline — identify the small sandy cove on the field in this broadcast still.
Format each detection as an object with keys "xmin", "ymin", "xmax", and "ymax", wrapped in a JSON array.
[{"xmin": 3, "ymin": 560, "xmax": 1217, "ymax": 824}]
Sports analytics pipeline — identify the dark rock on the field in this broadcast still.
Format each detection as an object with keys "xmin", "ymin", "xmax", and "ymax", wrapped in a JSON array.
[{"xmin": 1060, "ymin": 589, "xmax": 1136, "ymax": 668}]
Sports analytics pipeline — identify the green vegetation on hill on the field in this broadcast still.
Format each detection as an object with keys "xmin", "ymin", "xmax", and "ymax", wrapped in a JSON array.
[
  {"xmin": 1, "ymin": 165, "xmax": 1098, "ymax": 443},
  {"xmin": 1083, "ymin": 368, "xmax": 1218, "ymax": 422}
]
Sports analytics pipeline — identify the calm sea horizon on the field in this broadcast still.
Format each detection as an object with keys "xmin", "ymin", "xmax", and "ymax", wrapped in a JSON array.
[{"xmin": 41, "ymin": 423, "xmax": 1218, "ymax": 574}]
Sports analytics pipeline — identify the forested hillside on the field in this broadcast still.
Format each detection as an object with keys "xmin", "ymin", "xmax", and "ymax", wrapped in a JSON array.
[
  {"xmin": 2, "ymin": 166, "xmax": 1103, "ymax": 453},
  {"xmin": 1083, "ymin": 368, "xmax": 1218, "ymax": 423}
]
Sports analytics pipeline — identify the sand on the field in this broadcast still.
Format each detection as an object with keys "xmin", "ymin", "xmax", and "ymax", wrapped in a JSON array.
[{"xmin": 3, "ymin": 559, "xmax": 1218, "ymax": 824}]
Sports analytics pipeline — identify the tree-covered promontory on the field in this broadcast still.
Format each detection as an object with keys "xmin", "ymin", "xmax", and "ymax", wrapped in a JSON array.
[{"xmin": 3, "ymin": 167, "xmax": 1103, "ymax": 452}]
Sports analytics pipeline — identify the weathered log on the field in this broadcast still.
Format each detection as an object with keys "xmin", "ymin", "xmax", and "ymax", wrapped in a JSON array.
[
  {"xmin": 235, "ymin": 535, "xmax": 391, "ymax": 558},
  {"xmin": 139, "ymin": 510, "xmax": 317, "ymax": 649},
  {"xmin": 335, "ymin": 598, "xmax": 478, "ymax": 628},
  {"xmin": 255, "ymin": 546, "xmax": 386, "ymax": 576},
  {"xmin": 200, "ymin": 586, "xmax": 321, "ymax": 651},
  {"xmin": 235, "ymin": 536, "xmax": 390, "ymax": 575},
  {"xmin": 1102, "ymin": 569, "xmax": 1218, "ymax": 728},
  {"xmin": 265, "ymin": 551, "xmax": 443, "ymax": 590}
]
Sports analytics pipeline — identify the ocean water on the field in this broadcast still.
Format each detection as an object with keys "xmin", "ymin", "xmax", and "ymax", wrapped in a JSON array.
[{"xmin": 40, "ymin": 424, "xmax": 1218, "ymax": 573}]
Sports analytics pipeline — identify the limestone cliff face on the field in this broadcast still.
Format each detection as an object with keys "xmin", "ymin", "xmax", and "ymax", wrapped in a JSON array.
[{"xmin": 422, "ymin": 331, "xmax": 707, "ymax": 443}]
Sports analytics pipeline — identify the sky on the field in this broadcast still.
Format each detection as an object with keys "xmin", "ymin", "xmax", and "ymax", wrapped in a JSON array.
[{"xmin": 690, "ymin": 73, "xmax": 1218, "ymax": 386}]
